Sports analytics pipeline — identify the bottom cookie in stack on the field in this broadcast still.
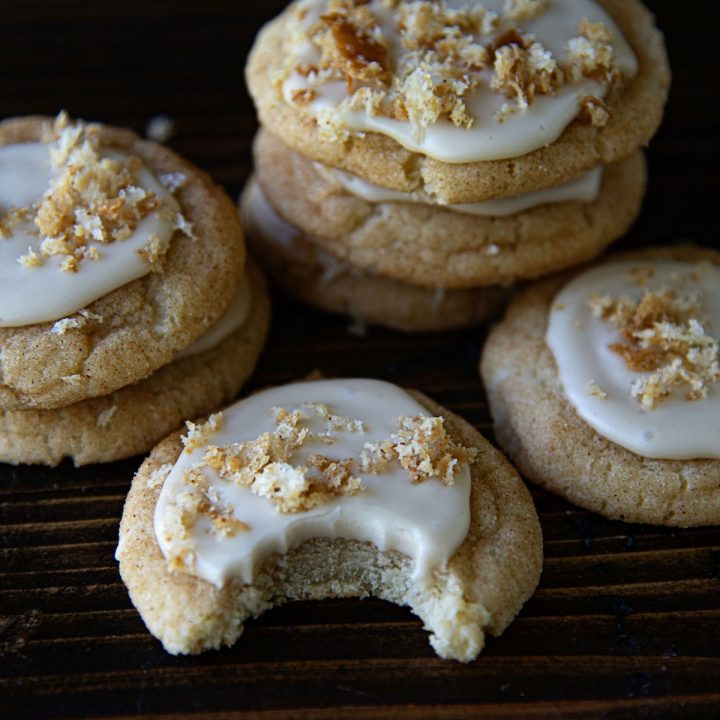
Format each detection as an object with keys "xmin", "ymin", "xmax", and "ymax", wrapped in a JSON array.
[
  {"xmin": 0, "ymin": 262, "xmax": 270, "ymax": 467},
  {"xmin": 241, "ymin": 179, "xmax": 508, "ymax": 333},
  {"xmin": 241, "ymin": 129, "xmax": 647, "ymax": 333}
]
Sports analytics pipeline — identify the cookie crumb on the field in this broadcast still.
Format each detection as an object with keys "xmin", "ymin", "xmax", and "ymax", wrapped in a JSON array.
[
  {"xmin": 96, "ymin": 405, "xmax": 117, "ymax": 429},
  {"xmin": 578, "ymin": 95, "xmax": 610, "ymax": 128},
  {"xmin": 52, "ymin": 308, "xmax": 103, "ymax": 335},
  {"xmin": 182, "ymin": 413, "xmax": 224, "ymax": 453},
  {"xmin": 589, "ymin": 282, "xmax": 720, "ymax": 409},
  {"xmin": 586, "ymin": 381, "xmax": 608, "ymax": 399},
  {"xmin": 503, "ymin": 0, "xmax": 548, "ymax": 21},
  {"xmin": 17, "ymin": 246, "xmax": 43, "ymax": 268},
  {"xmin": 362, "ymin": 415, "xmax": 477, "ymax": 485},
  {"xmin": 201, "ymin": 404, "xmax": 364, "ymax": 514},
  {"xmin": 146, "ymin": 114, "xmax": 175, "ymax": 144},
  {"xmin": 147, "ymin": 463, "xmax": 173, "ymax": 490}
]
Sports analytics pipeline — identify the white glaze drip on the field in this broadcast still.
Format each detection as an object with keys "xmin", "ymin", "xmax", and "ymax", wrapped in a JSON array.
[
  {"xmin": 174, "ymin": 276, "xmax": 252, "ymax": 361},
  {"xmin": 321, "ymin": 163, "xmax": 603, "ymax": 215}
]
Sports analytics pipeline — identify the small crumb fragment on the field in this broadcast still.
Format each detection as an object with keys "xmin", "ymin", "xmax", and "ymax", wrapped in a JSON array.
[
  {"xmin": 145, "ymin": 114, "xmax": 175, "ymax": 144},
  {"xmin": 147, "ymin": 463, "xmax": 173, "ymax": 490},
  {"xmin": 578, "ymin": 95, "xmax": 610, "ymax": 128},
  {"xmin": 159, "ymin": 172, "xmax": 187, "ymax": 193},
  {"xmin": 586, "ymin": 381, "xmax": 608, "ymax": 399},
  {"xmin": 17, "ymin": 246, "xmax": 43, "ymax": 268},
  {"xmin": 96, "ymin": 405, "xmax": 117, "ymax": 429},
  {"xmin": 182, "ymin": 413, "xmax": 224, "ymax": 453},
  {"xmin": 589, "ymin": 280, "xmax": 720, "ymax": 409},
  {"xmin": 362, "ymin": 415, "xmax": 477, "ymax": 485},
  {"xmin": 503, "ymin": 0, "xmax": 548, "ymax": 22}
]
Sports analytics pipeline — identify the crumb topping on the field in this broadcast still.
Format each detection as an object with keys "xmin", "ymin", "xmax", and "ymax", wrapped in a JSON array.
[
  {"xmin": 200, "ymin": 405, "xmax": 364, "ymax": 514},
  {"xmin": 51, "ymin": 308, "xmax": 103, "ymax": 335},
  {"xmin": 165, "ymin": 402, "xmax": 474, "ymax": 560},
  {"xmin": 147, "ymin": 463, "xmax": 173, "ymax": 490},
  {"xmin": 162, "ymin": 467, "xmax": 251, "ymax": 572},
  {"xmin": 182, "ymin": 413, "xmax": 224, "ymax": 453},
  {"xmin": 586, "ymin": 381, "xmax": 607, "ymax": 399},
  {"xmin": 588, "ymin": 273, "xmax": 720, "ymax": 409},
  {"xmin": 282, "ymin": 1, "xmax": 625, "ymax": 134},
  {"xmin": 6, "ymin": 112, "xmax": 192, "ymax": 273},
  {"xmin": 361, "ymin": 415, "xmax": 477, "ymax": 484}
]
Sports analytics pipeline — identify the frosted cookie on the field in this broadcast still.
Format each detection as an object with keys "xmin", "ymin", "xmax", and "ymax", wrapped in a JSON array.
[
  {"xmin": 0, "ymin": 262, "xmax": 269, "ymax": 467},
  {"xmin": 254, "ymin": 129, "xmax": 646, "ymax": 289},
  {"xmin": 481, "ymin": 247, "xmax": 720, "ymax": 526},
  {"xmin": 246, "ymin": 0, "xmax": 669, "ymax": 204},
  {"xmin": 117, "ymin": 378, "xmax": 542, "ymax": 661},
  {"xmin": 0, "ymin": 114, "xmax": 245, "ymax": 410},
  {"xmin": 241, "ymin": 178, "xmax": 509, "ymax": 331}
]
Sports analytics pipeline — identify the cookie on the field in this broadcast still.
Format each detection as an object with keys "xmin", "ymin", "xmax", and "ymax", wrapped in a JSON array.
[
  {"xmin": 117, "ymin": 378, "xmax": 542, "ymax": 661},
  {"xmin": 246, "ymin": 0, "xmax": 669, "ymax": 204},
  {"xmin": 241, "ymin": 178, "xmax": 510, "ymax": 331},
  {"xmin": 0, "ymin": 262, "xmax": 270, "ymax": 467},
  {"xmin": 254, "ymin": 129, "xmax": 647, "ymax": 289},
  {"xmin": 480, "ymin": 246, "xmax": 720, "ymax": 526},
  {"xmin": 0, "ymin": 115, "xmax": 245, "ymax": 410}
]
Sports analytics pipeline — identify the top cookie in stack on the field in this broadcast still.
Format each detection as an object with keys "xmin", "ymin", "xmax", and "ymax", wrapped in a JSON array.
[
  {"xmin": 0, "ymin": 114, "xmax": 270, "ymax": 466},
  {"xmin": 244, "ymin": 0, "xmax": 669, "ymax": 332}
]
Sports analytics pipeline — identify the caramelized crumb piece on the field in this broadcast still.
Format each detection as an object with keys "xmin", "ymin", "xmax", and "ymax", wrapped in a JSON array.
[
  {"xmin": 362, "ymin": 415, "xmax": 477, "ymax": 485},
  {"xmin": 578, "ymin": 96, "xmax": 610, "ymax": 128},
  {"xmin": 589, "ymin": 277, "xmax": 720, "ymax": 409}
]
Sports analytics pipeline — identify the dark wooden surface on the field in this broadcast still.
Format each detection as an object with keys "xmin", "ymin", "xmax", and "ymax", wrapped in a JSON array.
[{"xmin": 1, "ymin": 1, "xmax": 719, "ymax": 718}]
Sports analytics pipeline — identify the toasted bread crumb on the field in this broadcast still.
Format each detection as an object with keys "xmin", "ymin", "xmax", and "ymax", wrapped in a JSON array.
[
  {"xmin": 589, "ymin": 273, "xmax": 720, "ymax": 409},
  {"xmin": 280, "ymin": 1, "xmax": 624, "ymax": 136},
  {"xmin": 362, "ymin": 415, "xmax": 477, "ymax": 485},
  {"xmin": 8, "ymin": 113, "xmax": 189, "ymax": 273},
  {"xmin": 182, "ymin": 413, "xmax": 224, "ymax": 453},
  {"xmin": 586, "ymin": 381, "xmax": 608, "ymax": 399}
]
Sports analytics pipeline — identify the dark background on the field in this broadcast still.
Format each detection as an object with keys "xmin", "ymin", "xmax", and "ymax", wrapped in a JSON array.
[{"xmin": 1, "ymin": 1, "xmax": 719, "ymax": 718}]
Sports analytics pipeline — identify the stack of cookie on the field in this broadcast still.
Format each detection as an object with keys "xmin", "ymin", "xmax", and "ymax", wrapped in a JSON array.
[
  {"xmin": 0, "ymin": 114, "xmax": 270, "ymax": 467},
  {"xmin": 242, "ymin": 0, "xmax": 669, "ymax": 332}
]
